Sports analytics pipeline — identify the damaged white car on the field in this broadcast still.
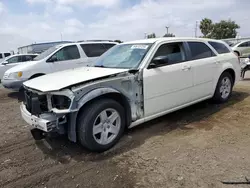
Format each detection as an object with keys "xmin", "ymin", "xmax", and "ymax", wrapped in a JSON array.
[{"xmin": 20, "ymin": 37, "xmax": 241, "ymax": 152}]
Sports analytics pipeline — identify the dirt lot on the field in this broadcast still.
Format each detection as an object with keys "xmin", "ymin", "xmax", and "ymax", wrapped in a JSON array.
[{"xmin": 1, "ymin": 75, "xmax": 250, "ymax": 188}]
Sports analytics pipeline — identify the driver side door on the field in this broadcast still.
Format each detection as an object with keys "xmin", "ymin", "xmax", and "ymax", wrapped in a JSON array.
[{"xmin": 143, "ymin": 42, "xmax": 194, "ymax": 117}]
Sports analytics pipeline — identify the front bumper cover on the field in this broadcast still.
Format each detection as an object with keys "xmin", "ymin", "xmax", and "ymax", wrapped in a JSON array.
[{"xmin": 20, "ymin": 103, "xmax": 57, "ymax": 132}]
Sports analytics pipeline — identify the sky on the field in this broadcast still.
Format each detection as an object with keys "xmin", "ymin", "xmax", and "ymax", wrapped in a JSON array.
[{"xmin": 0, "ymin": 0, "xmax": 250, "ymax": 52}]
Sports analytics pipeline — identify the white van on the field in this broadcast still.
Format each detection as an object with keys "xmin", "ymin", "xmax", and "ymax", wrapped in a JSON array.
[
  {"xmin": 2, "ymin": 41, "xmax": 117, "ymax": 91},
  {"xmin": 0, "ymin": 54, "xmax": 38, "ymax": 81},
  {"xmin": 0, "ymin": 52, "xmax": 13, "ymax": 61}
]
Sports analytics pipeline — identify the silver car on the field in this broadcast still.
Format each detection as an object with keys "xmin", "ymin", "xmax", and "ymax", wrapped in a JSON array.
[{"xmin": 231, "ymin": 40, "xmax": 250, "ymax": 57}]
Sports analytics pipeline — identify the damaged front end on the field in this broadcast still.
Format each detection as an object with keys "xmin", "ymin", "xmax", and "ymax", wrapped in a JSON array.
[{"xmin": 21, "ymin": 69, "xmax": 144, "ymax": 142}]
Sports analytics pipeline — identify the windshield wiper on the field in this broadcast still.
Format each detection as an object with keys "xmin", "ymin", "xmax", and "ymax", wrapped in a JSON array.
[{"xmin": 94, "ymin": 65, "xmax": 106, "ymax": 68}]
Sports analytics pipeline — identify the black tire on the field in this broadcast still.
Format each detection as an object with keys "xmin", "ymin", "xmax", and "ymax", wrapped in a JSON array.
[
  {"xmin": 77, "ymin": 98, "xmax": 125, "ymax": 152},
  {"xmin": 212, "ymin": 72, "xmax": 233, "ymax": 103}
]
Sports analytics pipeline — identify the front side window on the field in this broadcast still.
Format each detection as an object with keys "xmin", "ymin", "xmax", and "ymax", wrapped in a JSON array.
[
  {"xmin": 94, "ymin": 43, "xmax": 152, "ymax": 69},
  {"xmin": 239, "ymin": 42, "xmax": 250, "ymax": 47},
  {"xmin": 7, "ymin": 56, "xmax": 19, "ymax": 63},
  {"xmin": 81, "ymin": 44, "xmax": 107, "ymax": 57},
  {"xmin": 152, "ymin": 42, "xmax": 186, "ymax": 65},
  {"xmin": 188, "ymin": 42, "xmax": 215, "ymax": 60},
  {"xmin": 0, "ymin": 54, "xmax": 2, "ymax": 59},
  {"xmin": 208, "ymin": 41, "xmax": 230, "ymax": 54},
  {"xmin": 51, "ymin": 45, "xmax": 80, "ymax": 61}
]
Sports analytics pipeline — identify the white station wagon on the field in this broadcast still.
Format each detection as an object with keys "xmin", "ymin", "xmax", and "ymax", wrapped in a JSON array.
[{"xmin": 20, "ymin": 37, "xmax": 241, "ymax": 152}]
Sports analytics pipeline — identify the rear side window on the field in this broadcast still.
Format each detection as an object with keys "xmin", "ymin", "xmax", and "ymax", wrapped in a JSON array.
[
  {"xmin": 81, "ymin": 44, "xmax": 107, "ymax": 57},
  {"xmin": 208, "ymin": 42, "xmax": 230, "ymax": 54},
  {"xmin": 239, "ymin": 42, "xmax": 250, "ymax": 47},
  {"xmin": 4, "ymin": 53, "xmax": 11, "ymax": 57},
  {"xmin": 23, "ymin": 55, "xmax": 36, "ymax": 61},
  {"xmin": 103, "ymin": 43, "xmax": 116, "ymax": 50},
  {"xmin": 188, "ymin": 42, "xmax": 215, "ymax": 60}
]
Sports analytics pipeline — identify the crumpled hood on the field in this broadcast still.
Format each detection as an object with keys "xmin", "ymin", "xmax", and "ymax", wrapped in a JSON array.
[
  {"xmin": 23, "ymin": 67, "xmax": 128, "ymax": 92},
  {"xmin": 5, "ymin": 60, "xmax": 39, "ymax": 73}
]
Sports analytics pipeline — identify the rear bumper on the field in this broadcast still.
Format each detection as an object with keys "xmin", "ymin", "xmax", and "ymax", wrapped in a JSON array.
[
  {"xmin": 20, "ymin": 103, "xmax": 57, "ymax": 132},
  {"xmin": 2, "ymin": 79, "xmax": 26, "ymax": 91}
]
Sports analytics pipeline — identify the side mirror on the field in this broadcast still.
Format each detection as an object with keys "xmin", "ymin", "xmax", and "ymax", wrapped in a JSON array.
[
  {"xmin": 2, "ymin": 61, "xmax": 8, "ymax": 65},
  {"xmin": 148, "ymin": 56, "xmax": 169, "ymax": 68},
  {"xmin": 47, "ymin": 56, "xmax": 57, "ymax": 63}
]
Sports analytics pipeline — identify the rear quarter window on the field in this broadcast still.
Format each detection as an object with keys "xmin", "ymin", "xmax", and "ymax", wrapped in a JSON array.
[
  {"xmin": 208, "ymin": 41, "xmax": 230, "ymax": 54},
  {"xmin": 188, "ymin": 42, "xmax": 216, "ymax": 60}
]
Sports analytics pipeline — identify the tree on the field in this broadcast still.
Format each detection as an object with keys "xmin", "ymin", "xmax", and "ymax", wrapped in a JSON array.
[
  {"xmin": 199, "ymin": 18, "xmax": 213, "ymax": 38},
  {"xmin": 147, "ymin": 33, "xmax": 156, "ymax": 38},
  {"xmin": 199, "ymin": 18, "xmax": 240, "ymax": 39},
  {"xmin": 163, "ymin": 33, "xmax": 175, "ymax": 37},
  {"xmin": 211, "ymin": 20, "xmax": 240, "ymax": 39}
]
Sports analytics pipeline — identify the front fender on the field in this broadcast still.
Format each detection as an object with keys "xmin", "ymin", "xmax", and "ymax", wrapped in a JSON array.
[
  {"xmin": 67, "ymin": 87, "xmax": 121, "ymax": 142},
  {"xmin": 77, "ymin": 87, "xmax": 120, "ymax": 109}
]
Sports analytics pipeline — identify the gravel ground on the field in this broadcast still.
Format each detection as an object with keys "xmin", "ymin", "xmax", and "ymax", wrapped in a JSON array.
[{"xmin": 1, "ymin": 73, "xmax": 250, "ymax": 188}]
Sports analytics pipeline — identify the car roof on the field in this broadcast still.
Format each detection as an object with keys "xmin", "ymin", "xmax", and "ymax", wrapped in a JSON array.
[
  {"xmin": 123, "ymin": 37, "xmax": 226, "ymax": 45},
  {"xmin": 9, "ymin": 54, "xmax": 38, "ymax": 57},
  {"xmin": 58, "ymin": 41, "xmax": 118, "ymax": 48}
]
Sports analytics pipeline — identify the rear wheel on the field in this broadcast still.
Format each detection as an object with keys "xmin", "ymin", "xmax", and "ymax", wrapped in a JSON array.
[
  {"xmin": 212, "ymin": 72, "xmax": 233, "ymax": 103},
  {"xmin": 77, "ymin": 99, "xmax": 125, "ymax": 152}
]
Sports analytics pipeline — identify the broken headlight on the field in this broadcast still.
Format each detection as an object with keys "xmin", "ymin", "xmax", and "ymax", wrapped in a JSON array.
[{"xmin": 51, "ymin": 95, "xmax": 71, "ymax": 109}]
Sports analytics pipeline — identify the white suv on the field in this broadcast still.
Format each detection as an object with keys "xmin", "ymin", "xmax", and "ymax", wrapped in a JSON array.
[
  {"xmin": 2, "ymin": 41, "xmax": 117, "ymax": 91},
  {"xmin": 20, "ymin": 37, "xmax": 240, "ymax": 152}
]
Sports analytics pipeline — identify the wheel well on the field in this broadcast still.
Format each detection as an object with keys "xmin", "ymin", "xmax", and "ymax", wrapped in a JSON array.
[
  {"xmin": 223, "ymin": 69, "xmax": 235, "ymax": 85},
  {"xmin": 234, "ymin": 51, "xmax": 240, "ymax": 56},
  {"xmin": 77, "ymin": 93, "xmax": 132, "ymax": 127},
  {"xmin": 29, "ymin": 73, "xmax": 45, "ymax": 79}
]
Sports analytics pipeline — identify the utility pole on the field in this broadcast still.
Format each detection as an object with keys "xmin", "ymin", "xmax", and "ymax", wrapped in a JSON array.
[
  {"xmin": 195, "ymin": 21, "xmax": 198, "ymax": 38},
  {"xmin": 166, "ymin": 26, "xmax": 169, "ymax": 34},
  {"xmin": 60, "ymin": 33, "xmax": 63, "ymax": 41},
  {"xmin": 144, "ymin": 32, "xmax": 147, "ymax": 39}
]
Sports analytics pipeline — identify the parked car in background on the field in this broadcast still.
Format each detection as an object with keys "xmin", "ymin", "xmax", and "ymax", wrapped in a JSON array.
[
  {"xmin": 20, "ymin": 37, "xmax": 240, "ymax": 152},
  {"xmin": 2, "ymin": 41, "xmax": 117, "ymax": 91},
  {"xmin": 0, "ymin": 52, "xmax": 13, "ymax": 61},
  {"xmin": 0, "ymin": 54, "xmax": 38, "ymax": 81},
  {"xmin": 231, "ymin": 40, "xmax": 250, "ymax": 57}
]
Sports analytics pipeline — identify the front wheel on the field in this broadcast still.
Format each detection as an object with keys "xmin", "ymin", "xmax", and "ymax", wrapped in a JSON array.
[
  {"xmin": 77, "ymin": 99, "xmax": 125, "ymax": 152},
  {"xmin": 212, "ymin": 72, "xmax": 233, "ymax": 103}
]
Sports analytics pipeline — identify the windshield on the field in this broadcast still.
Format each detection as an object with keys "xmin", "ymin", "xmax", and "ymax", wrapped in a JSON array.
[
  {"xmin": 94, "ymin": 43, "xmax": 152, "ymax": 69},
  {"xmin": 33, "ymin": 45, "xmax": 61, "ymax": 61}
]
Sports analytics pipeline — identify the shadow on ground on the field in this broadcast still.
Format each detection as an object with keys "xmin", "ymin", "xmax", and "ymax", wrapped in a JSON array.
[
  {"xmin": 7, "ymin": 91, "xmax": 25, "ymax": 102},
  {"xmin": 33, "ymin": 91, "xmax": 249, "ymax": 162}
]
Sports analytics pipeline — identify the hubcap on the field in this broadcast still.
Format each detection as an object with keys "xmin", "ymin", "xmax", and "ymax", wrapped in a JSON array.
[
  {"xmin": 220, "ymin": 77, "xmax": 231, "ymax": 99},
  {"xmin": 92, "ymin": 108, "xmax": 121, "ymax": 145}
]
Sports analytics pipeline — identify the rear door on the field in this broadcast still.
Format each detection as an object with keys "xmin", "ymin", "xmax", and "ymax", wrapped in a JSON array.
[
  {"xmin": 47, "ymin": 45, "xmax": 82, "ymax": 72},
  {"xmin": 186, "ymin": 41, "xmax": 218, "ymax": 100}
]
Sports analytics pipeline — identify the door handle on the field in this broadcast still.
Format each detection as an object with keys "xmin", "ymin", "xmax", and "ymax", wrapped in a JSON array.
[
  {"xmin": 182, "ymin": 65, "xmax": 191, "ymax": 71},
  {"xmin": 215, "ymin": 61, "xmax": 220, "ymax": 64}
]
